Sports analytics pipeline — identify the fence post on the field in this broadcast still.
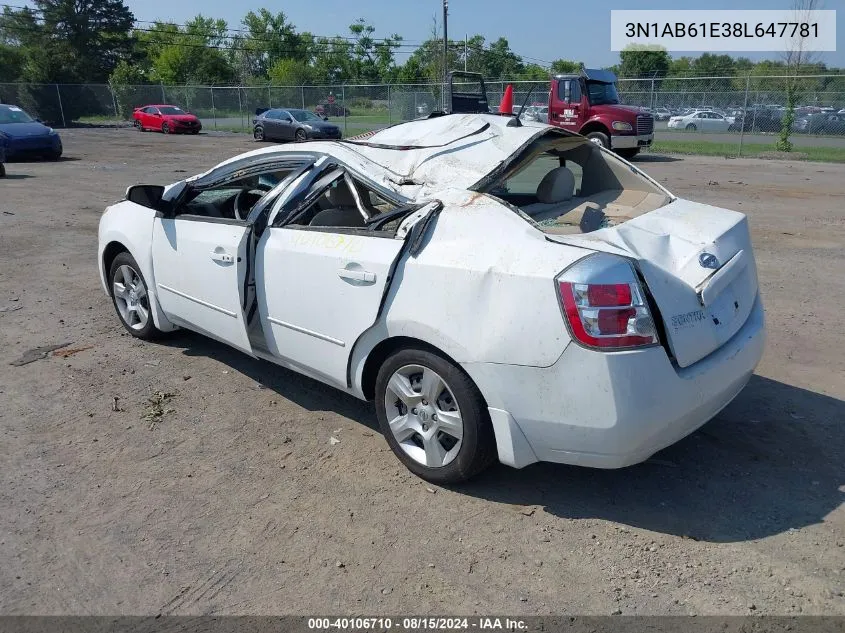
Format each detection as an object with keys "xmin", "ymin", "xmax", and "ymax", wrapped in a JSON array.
[
  {"xmin": 211, "ymin": 87, "xmax": 217, "ymax": 130},
  {"xmin": 268, "ymin": 85, "xmax": 272, "ymax": 108},
  {"xmin": 301, "ymin": 86, "xmax": 305, "ymax": 109},
  {"xmin": 342, "ymin": 84, "xmax": 347, "ymax": 135},
  {"xmin": 738, "ymin": 73, "xmax": 751, "ymax": 157},
  {"xmin": 387, "ymin": 84, "xmax": 392, "ymax": 125},
  {"xmin": 55, "ymin": 84, "xmax": 66, "ymax": 127},
  {"xmin": 237, "ymin": 86, "xmax": 243, "ymax": 131},
  {"xmin": 650, "ymin": 77, "xmax": 656, "ymax": 111},
  {"xmin": 110, "ymin": 84, "xmax": 119, "ymax": 119},
  {"xmin": 160, "ymin": 84, "xmax": 166, "ymax": 103}
]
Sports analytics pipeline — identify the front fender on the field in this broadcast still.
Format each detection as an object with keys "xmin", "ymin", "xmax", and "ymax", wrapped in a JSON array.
[{"xmin": 98, "ymin": 202, "xmax": 177, "ymax": 332}]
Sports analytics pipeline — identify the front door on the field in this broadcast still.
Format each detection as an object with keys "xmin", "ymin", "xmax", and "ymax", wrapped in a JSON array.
[
  {"xmin": 152, "ymin": 217, "xmax": 253, "ymax": 354},
  {"xmin": 254, "ymin": 169, "xmax": 434, "ymax": 387},
  {"xmin": 256, "ymin": 227, "xmax": 405, "ymax": 385}
]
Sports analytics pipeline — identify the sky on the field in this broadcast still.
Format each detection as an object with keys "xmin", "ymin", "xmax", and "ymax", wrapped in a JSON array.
[{"xmin": 17, "ymin": 0, "xmax": 845, "ymax": 68}]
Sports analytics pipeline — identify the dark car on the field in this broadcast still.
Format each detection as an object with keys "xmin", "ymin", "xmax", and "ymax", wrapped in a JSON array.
[
  {"xmin": 793, "ymin": 112, "xmax": 845, "ymax": 135},
  {"xmin": 0, "ymin": 104, "xmax": 62, "ymax": 160},
  {"xmin": 253, "ymin": 108, "xmax": 342, "ymax": 142}
]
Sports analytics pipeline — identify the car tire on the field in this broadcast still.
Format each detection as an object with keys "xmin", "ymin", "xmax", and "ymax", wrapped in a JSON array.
[
  {"xmin": 134, "ymin": 120, "xmax": 141, "ymax": 131},
  {"xmin": 0, "ymin": 163, "xmax": 5, "ymax": 178},
  {"xmin": 191, "ymin": 130, "xmax": 200, "ymax": 135},
  {"xmin": 109, "ymin": 252, "xmax": 164, "ymax": 341},
  {"xmin": 586, "ymin": 131, "xmax": 610, "ymax": 149},
  {"xmin": 295, "ymin": 128, "xmax": 307, "ymax": 142},
  {"xmin": 375, "ymin": 347, "xmax": 497, "ymax": 484},
  {"xmin": 616, "ymin": 148, "xmax": 639, "ymax": 160},
  {"xmin": 161, "ymin": 122, "xmax": 170, "ymax": 134},
  {"xmin": 253, "ymin": 126, "xmax": 265, "ymax": 142},
  {"xmin": 47, "ymin": 147, "xmax": 62, "ymax": 161},
  {"xmin": 686, "ymin": 123, "xmax": 697, "ymax": 131}
]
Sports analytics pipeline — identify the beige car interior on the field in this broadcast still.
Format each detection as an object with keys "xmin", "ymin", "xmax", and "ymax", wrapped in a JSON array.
[{"xmin": 489, "ymin": 136, "xmax": 671, "ymax": 234}]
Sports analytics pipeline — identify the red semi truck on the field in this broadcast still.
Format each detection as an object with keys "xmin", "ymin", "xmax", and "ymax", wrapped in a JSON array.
[{"xmin": 544, "ymin": 68, "xmax": 654, "ymax": 159}]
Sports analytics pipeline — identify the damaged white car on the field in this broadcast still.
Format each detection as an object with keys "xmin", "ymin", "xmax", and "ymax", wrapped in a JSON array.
[{"xmin": 98, "ymin": 113, "xmax": 765, "ymax": 483}]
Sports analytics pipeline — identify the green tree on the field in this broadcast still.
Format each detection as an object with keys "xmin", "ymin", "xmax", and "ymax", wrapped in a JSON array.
[
  {"xmin": 2, "ymin": 0, "xmax": 134, "ymax": 83},
  {"xmin": 0, "ymin": 43, "xmax": 23, "ymax": 81},
  {"xmin": 618, "ymin": 46, "xmax": 670, "ymax": 78},
  {"xmin": 347, "ymin": 19, "xmax": 401, "ymax": 83},
  {"xmin": 234, "ymin": 9, "xmax": 305, "ymax": 81},
  {"xmin": 268, "ymin": 57, "xmax": 314, "ymax": 85},
  {"xmin": 550, "ymin": 59, "xmax": 581, "ymax": 74},
  {"xmin": 139, "ymin": 16, "xmax": 235, "ymax": 85}
]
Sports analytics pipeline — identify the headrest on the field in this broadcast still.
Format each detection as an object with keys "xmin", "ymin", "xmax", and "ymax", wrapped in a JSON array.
[
  {"xmin": 328, "ymin": 182, "xmax": 357, "ymax": 207},
  {"xmin": 536, "ymin": 166, "xmax": 575, "ymax": 204}
]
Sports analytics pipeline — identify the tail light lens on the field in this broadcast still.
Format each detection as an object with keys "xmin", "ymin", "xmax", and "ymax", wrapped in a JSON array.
[{"xmin": 557, "ymin": 256, "xmax": 658, "ymax": 350}]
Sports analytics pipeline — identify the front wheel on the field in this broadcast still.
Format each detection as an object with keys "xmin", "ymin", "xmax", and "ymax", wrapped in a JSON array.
[
  {"xmin": 685, "ymin": 123, "xmax": 697, "ymax": 131},
  {"xmin": 585, "ymin": 131, "xmax": 610, "ymax": 150},
  {"xmin": 109, "ymin": 252, "xmax": 164, "ymax": 340},
  {"xmin": 375, "ymin": 347, "xmax": 496, "ymax": 484},
  {"xmin": 616, "ymin": 148, "xmax": 639, "ymax": 160},
  {"xmin": 0, "ymin": 163, "xmax": 5, "ymax": 178},
  {"xmin": 161, "ymin": 122, "xmax": 170, "ymax": 134}
]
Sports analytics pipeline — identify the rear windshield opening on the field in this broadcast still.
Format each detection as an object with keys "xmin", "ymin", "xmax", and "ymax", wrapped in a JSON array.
[{"xmin": 480, "ymin": 134, "xmax": 671, "ymax": 235}]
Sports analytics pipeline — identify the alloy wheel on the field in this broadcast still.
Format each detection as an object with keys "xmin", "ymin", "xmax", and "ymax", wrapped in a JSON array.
[
  {"xmin": 112, "ymin": 264, "xmax": 150, "ymax": 331},
  {"xmin": 383, "ymin": 364, "xmax": 463, "ymax": 468}
]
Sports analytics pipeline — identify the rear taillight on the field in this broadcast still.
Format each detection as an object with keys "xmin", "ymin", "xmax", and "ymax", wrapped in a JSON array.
[{"xmin": 557, "ymin": 256, "xmax": 658, "ymax": 351}]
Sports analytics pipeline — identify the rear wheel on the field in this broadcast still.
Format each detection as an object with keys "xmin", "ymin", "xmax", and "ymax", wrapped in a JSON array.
[
  {"xmin": 295, "ymin": 128, "xmax": 307, "ymax": 142},
  {"xmin": 133, "ymin": 119, "xmax": 141, "ymax": 131},
  {"xmin": 375, "ymin": 347, "xmax": 496, "ymax": 484},
  {"xmin": 161, "ymin": 122, "xmax": 170, "ymax": 134},
  {"xmin": 253, "ymin": 126, "xmax": 265, "ymax": 141},
  {"xmin": 585, "ymin": 130, "xmax": 610, "ymax": 150},
  {"xmin": 47, "ymin": 146, "xmax": 62, "ymax": 161},
  {"xmin": 109, "ymin": 252, "xmax": 163, "ymax": 341}
]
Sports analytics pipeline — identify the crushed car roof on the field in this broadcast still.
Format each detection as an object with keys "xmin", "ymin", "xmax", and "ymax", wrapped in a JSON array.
[{"xmin": 208, "ymin": 113, "xmax": 562, "ymax": 195}]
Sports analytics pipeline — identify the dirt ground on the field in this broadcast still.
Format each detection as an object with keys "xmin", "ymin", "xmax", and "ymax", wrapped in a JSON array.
[{"xmin": 1, "ymin": 129, "xmax": 843, "ymax": 616}]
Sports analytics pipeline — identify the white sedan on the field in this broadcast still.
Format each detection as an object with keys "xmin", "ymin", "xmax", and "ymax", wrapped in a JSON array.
[
  {"xmin": 98, "ymin": 113, "xmax": 765, "ymax": 483},
  {"xmin": 668, "ymin": 110, "xmax": 737, "ymax": 132}
]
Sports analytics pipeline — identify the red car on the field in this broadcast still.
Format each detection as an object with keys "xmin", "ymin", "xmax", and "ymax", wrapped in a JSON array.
[{"xmin": 132, "ymin": 105, "xmax": 202, "ymax": 134}]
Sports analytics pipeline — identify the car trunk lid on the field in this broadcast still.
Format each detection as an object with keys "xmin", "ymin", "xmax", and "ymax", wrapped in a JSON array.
[{"xmin": 546, "ymin": 198, "xmax": 759, "ymax": 368}]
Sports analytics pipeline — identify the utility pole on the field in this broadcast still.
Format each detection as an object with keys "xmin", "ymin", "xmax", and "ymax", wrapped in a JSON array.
[
  {"xmin": 464, "ymin": 34, "xmax": 468, "ymax": 72},
  {"xmin": 443, "ymin": 0, "xmax": 449, "ymax": 110}
]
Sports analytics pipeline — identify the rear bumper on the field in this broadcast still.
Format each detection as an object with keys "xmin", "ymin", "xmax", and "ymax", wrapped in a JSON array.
[
  {"xmin": 611, "ymin": 134, "xmax": 653, "ymax": 149},
  {"xmin": 463, "ymin": 294, "xmax": 766, "ymax": 469}
]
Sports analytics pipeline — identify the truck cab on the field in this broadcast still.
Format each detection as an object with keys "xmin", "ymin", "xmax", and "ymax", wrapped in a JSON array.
[{"xmin": 549, "ymin": 68, "xmax": 653, "ymax": 159}]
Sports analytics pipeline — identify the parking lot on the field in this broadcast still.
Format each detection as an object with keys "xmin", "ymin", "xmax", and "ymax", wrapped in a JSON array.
[{"xmin": 1, "ymin": 128, "xmax": 843, "ymax": 615}]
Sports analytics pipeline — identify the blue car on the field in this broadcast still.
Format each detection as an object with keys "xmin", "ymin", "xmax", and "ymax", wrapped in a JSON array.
[{"xmin": 0, "ymin": 104, "xmax": 63, "ymax": 160}]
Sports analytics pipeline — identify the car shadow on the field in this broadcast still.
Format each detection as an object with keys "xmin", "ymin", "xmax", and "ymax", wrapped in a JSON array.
[
  {"xmin": 163, "ymin": 331, "xmax": 378, "ymax": 431},
  {"xmin": 7, "ymin": 156, "xmax": 80, "ymax": 163},
  {"xmin": 634, "ymin": 153, "xmax": 682, "ymax": 163},
  {"xmin": 458, "ymin": 374, "xmax": 844, "ymax": 543},
  {"xmin": 158, "ymin": 331, "xmax": 844, "ymax": 543}
]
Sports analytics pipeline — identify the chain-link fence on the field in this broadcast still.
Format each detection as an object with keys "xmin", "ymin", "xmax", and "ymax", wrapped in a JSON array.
[{"xmin": 2, "ymin": 75, "xmax": 844, "ymax": 154}]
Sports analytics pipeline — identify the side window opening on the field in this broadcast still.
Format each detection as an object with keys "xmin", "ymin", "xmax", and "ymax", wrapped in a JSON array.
[
  {"xmin": 285, "ymin": 171, "xmax": 405, "ymax": 233},
  {"xmin": 175, "ymin": 167, "xmax": 295, "ymax": 222}
]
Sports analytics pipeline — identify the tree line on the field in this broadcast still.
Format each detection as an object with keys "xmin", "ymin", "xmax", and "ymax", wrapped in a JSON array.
[{"xmin": 3, "ymin": 0, "xmax": 843, "ymax": 89}]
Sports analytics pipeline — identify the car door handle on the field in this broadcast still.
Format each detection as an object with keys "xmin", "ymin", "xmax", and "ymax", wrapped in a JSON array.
[
  {"xmin": 210, "ymin": 250, "xmax": 235, "ymax": 264},
  {"xmin": 337, "ymin": 268, "xmax": 376, "ymax": 284}
]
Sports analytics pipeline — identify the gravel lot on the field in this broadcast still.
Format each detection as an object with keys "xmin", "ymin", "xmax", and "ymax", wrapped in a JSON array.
[{"xmin": 1, "ymin": 129, "xmax": 843, "ymax": 616}]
